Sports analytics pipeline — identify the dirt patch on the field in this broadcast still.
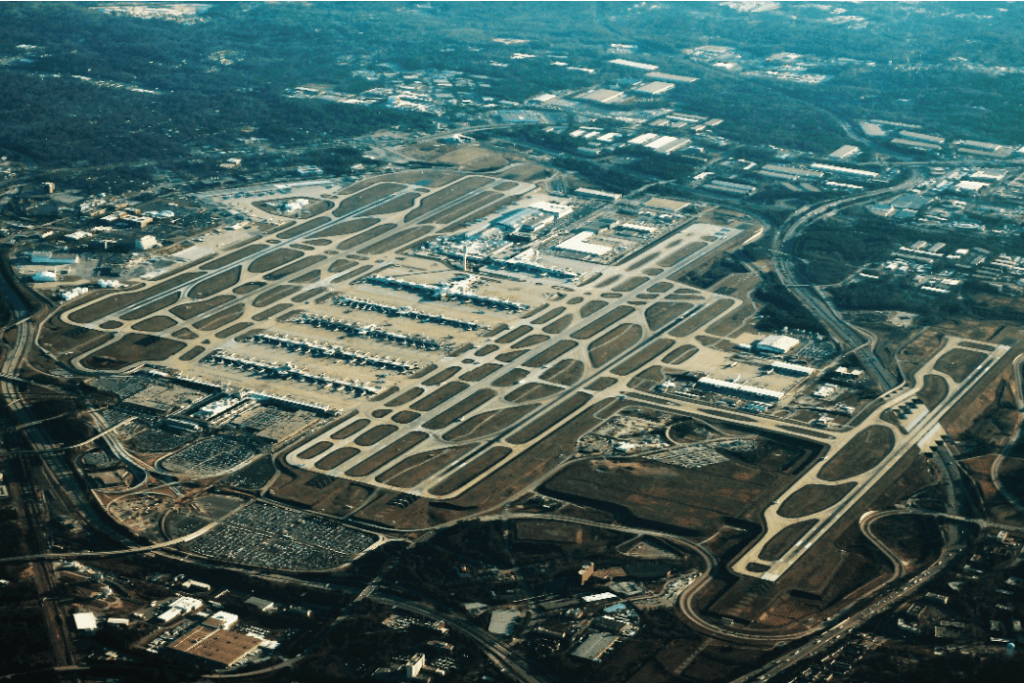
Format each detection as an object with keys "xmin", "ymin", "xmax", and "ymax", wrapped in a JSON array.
[
  {"xmin": 252, "ymin": 285, "xmax": 301, "ymax": 307},
  {"xmin": 493, "ymin": 368, "xmax": 529, "ymax": 387},
  {"xmin": 424, "ymin": 367, "xmax": 461, "ymax": 386},
  {"xmin": 580, "ymin": 300, "xmax": 608, "ymax": 318},
  {"xmin": 314, "ymin": 447, "xmax": 363, "ymax": 471},
  {"xmin": 645, "ymin": 302, "xmax": 693, "ymax": 330},
  {"xmin": 668, "ymin": 298, "xmax": 733, "ymax": 338},
  {"xmin": 199, "ymin": 243, "xmax": 267, "ymax": 271},
  {"xmin": 496, "ymin": 325, "xmax": 531, "ymax": 344},
  {"xmin": 346, "ymin": 432, "xmax": 430, "ymax": 477},
  {"xmin": 757, "ymin": 520, "xmax": 817, "ymax": 562},
  {"xmin": 290, "ymin": 270, "xmax": 321, "ymax": 285},
  {"xmin": 294, "ymin": 441, "xmax": 333, "ymax": 460},
  {"xmin": 572, "ymin": 306, "xmax": 635, "ymax": 340},
  {"xmin": 542, "ymin": 315, "xmax": 573, "ymax": 335},
  {"xmin": 194, "ymin": 303, "xmax": 245, "ymax": 331},
  {"xmin": 249, "ymin": 248, "xmax": 304, "ymax": 274},
  {"xmin": 386, "ymin": 387, "xmax": 424, "ymax": 407},
  {"xmin": 131, "ymin": 316, "xmax": 177, "ymax": 333},
  {"xmin": 81, "ymin": 334, "xmax": 186, "ymax": 370},
  {"xmin": 328, "ymin": 259, "xmax": 358, "ymax": 274},
  {"xmin": 819, "ymin": 425, "xmax": 895, "ymax": 481},
  {"xmin": 423, "ymin": 389, "xmax": 497, "ymax": 430},
  {"xmin": 276, "ymin": 215, "xmax": 331, "ymax": 240},
  {"xmin": 216, "ymin": 322, "xmax": 251, "ymax": 338},
  {"xmin": 406, "ymin": 176, "xmax": 491, "ymax": 221},
  {"xmin": 173, "ymin": 328, "xmax": 198, "ymax": 340},
  {"xmin": 523, "ymin": 340, "xmax": 577, "ymax": 368},
  {"xmin": 505, "ymin": 383, "xmax": 562, "ymax": 403},
  {"xmin": 648, "ymin": 282, "xmax": 673, "ymax": 293},
  {"xmin": 512, "ymin": 334, "xmax": 549, "ymax": 349},
  {"xmin": 613, "ymin": 276, "xmax": 649, "ymax": 293},
  {"xmin": 314, "ymin": 217, "xmax": 380, "ymax": 238},
  {"xmin": 179, "ymin": 346, "xmax": 205, "ymax": 361},
  {"xmin": 119, "ymin": 293, "xmax": 181, "ymax": 321},
  {"xmin": 233, "ymin": 282, "xmax": 265, "ymax": 295},
  {"xmin": 291, "ymin": 287, "xmax": 325, "ymax": 303},
  {"xmin": 336, "ymin": 223, "xmax": 399, "ymax": 251},
  {"xmin": 428, "ymin": 446, "xmax": 512, "ymax": 495},
  {"xmin": 611, "ymin": 338, "xmax": 674, "ymax": 376},
  {"xmin": 778, "ymin": 483, "xmax": 855, "ymax": 518},
  {"xmin": 187, "ymin": 265, "xmax": 242, "ymax": 299},
  {"xmin": 508, "ymin": 391, "xmax": 591, "ymax": 445},
  {"xmin": 442, "ymin": 405, "xmax": 536, "ymax": 441},
  {"xmin": 69, "ymin": 272, "xmax": 200, "ymax": 323},
  {"xmin": 589, "ymin": 323, "xmax": 642, "ymax": 366},
  {"xmin": 533, "ymin": 306, "xmax": 565, "ymax": 325},
  {"xmin": 168, "ymin": 295, "xmax": 234, "ymax": 320},
  {"xmin": 544, "ymin": 456, "xmax": 774, "ymax": 538},
  {"xmin": 392, "ymin": 411, "xmax": 420, "ymax": 424},
  {"xmin": 918, "ymin": 374, "xmax": 948, "ymax": 410},
  {"xmin": 252, "ymin": 304, "xmax": 292, "ymax": 321},
  {"xmin": 377, "ymin": 444, "xmax": 477, "ymax": 488},
  {"xmin": 411, "ymin": 382, "xmax": 469, "ymax": 411},
  {"xmin": 331, "ymin": 418, "xmax": 370, "ymax": 440},
  {"xmin": 662, "ymin": 344, "xmax": 697, "ymax": 365},
  {"xmin": 496, "ymin": 349, "xmax": 527, "ymax": 362},
  {"xmin": 354, "ymin": 424, "xmax": 399, "ymax": 447},
  {"xmin": 541, "ymin": 359, "xmax": 584, "ymax": 385},
  {"xmin": 460, "ymin": 363, "xmax": 501, "ymax": 382},
  {"xmin": 935, "ymin": 348, "xmax": 987, "ymax": 383},
  {"xmin": 333, "ymin": 183, "xmax": 407, "ymax": 216},
  {"xmin": 264, "ymin": 255, "xmax": 325, "ymax": 281},
  {"xmin": 360, "ymin": 224, "xmax": 436, "ymax": 255}
]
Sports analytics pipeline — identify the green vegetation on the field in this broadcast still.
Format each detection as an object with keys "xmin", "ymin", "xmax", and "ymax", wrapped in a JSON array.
[{"xmin": 751, "ymin": 272, "xmax": 825, "ymax": 333}]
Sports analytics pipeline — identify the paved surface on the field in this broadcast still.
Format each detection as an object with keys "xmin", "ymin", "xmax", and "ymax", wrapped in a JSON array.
[{"xmin": 732, "ymin": 337, "xmax": 1010, "ymax": 581}]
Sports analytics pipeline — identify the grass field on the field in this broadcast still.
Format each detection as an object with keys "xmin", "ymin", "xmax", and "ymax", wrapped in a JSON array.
[
  {"xmin": 934, "ymin": 348, "xmax": 987, "ymax": 382},
  {"xmin": 777, "ymin": 483, "xmax": 855, "ymax": 518},
  {"xmin": 819, "ymin": 425, "xmax": 896, "ymax": 481}
]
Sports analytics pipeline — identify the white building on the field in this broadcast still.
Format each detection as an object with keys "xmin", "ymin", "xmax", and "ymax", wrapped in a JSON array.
[
  {"xmin": 31, "ymin": 271, "xmax": 57, "ymax": 282},
  {"xmin": 135, "ymin": 235, "xmax": 159, "ymax": 251},
  {"xmin": 555, "ymin": 231, "xmax": 613, "ymax": 258},
  {"xmin": 73, "ymin": 612, "xmax": 98, "ymax": 632},
  {"xmin": 755, "ymin": 335, "xmax": 800, "ymax": 355},
  {"xmin": 29, "ymin": 251, "xmax": 78, "ymax": 265}
]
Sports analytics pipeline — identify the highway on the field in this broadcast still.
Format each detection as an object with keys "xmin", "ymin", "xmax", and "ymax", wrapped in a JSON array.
[{"xmin": 769, "ymin": 170, "xmax": 924, "ymax": 392}]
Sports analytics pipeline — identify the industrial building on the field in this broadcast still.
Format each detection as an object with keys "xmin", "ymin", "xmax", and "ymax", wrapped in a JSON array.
[
  {"xmin": 554, "ymin": 231, "xmax": 613, "ymax": 258},
  {"xmin": 697, "ymin": 377, "xmax": 784, "ymax": 403},
  {"xmin": 755, "ymin": 335, "xmax": 800, "ymax": 355},
  {"xmin": 828, "ymin": 145, "xmax": 861, "ymax": 160},
  {"xmin": 634, "ymin": 81, "xmax": 674, "ymax": 95},
  {"xmin": 770, "ymin": 361, "xmax": 815, "ymax": 377},
  {"xmin": 576, "ymin": 89, "xmax": 625, "ymax": 104},
  {"xmin": 73, "ymin": 612, "xmax": 98, "ymax": 632},
  {"xmin": 135, "ymin": 235, "xmax": 159, "ymax": 251},
  {"xmin": 29, "ymin": 251, "xmax": 78, "ymax": 265}
]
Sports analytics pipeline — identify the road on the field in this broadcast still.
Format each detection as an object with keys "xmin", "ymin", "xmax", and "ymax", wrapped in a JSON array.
[
  {"xmin": 770, "ymin": 170, "xmax": 924, "ymax": 391},
  {"xmin": 732, "ymin": 338, "xmax": 1009, "ymax": 582}
]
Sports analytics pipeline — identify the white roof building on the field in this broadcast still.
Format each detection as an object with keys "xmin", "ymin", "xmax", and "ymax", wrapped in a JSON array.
[
  {"xmin": 73, "ymin": 612, "xmax": 98, "ymax": 631},
  {"xmin": 555, "ymin": 232, "xmax": 613, "ymax": 257},
  {"xmin": 169, "ymin": 596, "xmax": 204, "ymax": 614},
  {"xmin": 755, "ymin": 335, "xmax": 800, "ymax": 354},
  {"xmin": 135, "ymin": 235, "xmax": 159, "ymax": 251}
]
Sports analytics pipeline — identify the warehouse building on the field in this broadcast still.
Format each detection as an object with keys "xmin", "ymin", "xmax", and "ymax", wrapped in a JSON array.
[
  {"xmin": 755, "ymin": 335, "xmax": 800, "ymax": 355},
  {"xmin": 554, "ymin": 232, "xmax": 613, "ymax": 258},
  {"xmin": 697, "ymin": 377, "xmax": 784, "ymax": 403}
]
